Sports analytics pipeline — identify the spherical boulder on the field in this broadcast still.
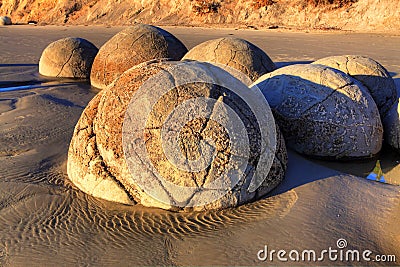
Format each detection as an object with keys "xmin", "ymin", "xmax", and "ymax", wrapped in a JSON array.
[
  {"xmin": 68, "ymin": 60, "xmax": 286, "ymax": 211},
  {"xmin": 252, "ymin": 64, "xmax": 383, "ymax": 159},
  {"xmin": 182, "ymin": 37, "xmax": 276, "ymax": 81},
  {"xmin": 0, "ymin": 16, "xmax": 12, "ymax": 26},
  {"xmin": 39, "ymin": 37, "xmax": 98, "ymax": 78},
  {"xmin": 312, "ymin": 55, "xmax": 397, "ymax": 118},
  {"xmin": 90, "ymin": 24, "xmax": 188, "ymax": 89}
]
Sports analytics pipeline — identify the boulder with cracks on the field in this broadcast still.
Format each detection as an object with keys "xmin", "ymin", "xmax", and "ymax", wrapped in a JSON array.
[
  {"xmin": 68, "ymin": 60, "xmax": 287, "ymax": 211},
  {"xmin": 313, "ymin": 55, "xmax": 400, "ymax": 152},
  {"xmin": 312, "ymin": 55, "xmax": 397, "ymax": 118},
  {"xmin": 90, "ymin": 24, "xmax": 188, "ymax": 89},
  {"xmin": 252, "ymin": 64, "xmax": 383, "ymax": 159},
  {"xmin": 39, "ymin": 37, "xmax": 98, "ymax": 78},
  {"xmin": 182, "ymin": 37, "xmax": 276, "ymax": 81}
]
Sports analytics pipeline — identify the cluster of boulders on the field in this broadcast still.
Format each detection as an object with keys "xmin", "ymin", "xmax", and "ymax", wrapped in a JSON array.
[
  {"xmin": 252, "ymin": 55, "xmax": 399, "ymax": 158},
  {"xmin": 37, "ymin": 24, "xmax": 399, "ymax": 211},
  {"xmin": 311, "ymin": 56, "xmax": 400, "ymax": 152}
]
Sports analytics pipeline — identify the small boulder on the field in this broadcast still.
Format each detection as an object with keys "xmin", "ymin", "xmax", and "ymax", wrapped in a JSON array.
[
  {"xmin": 182, "ymin": 37, "xmax": 276, "ymax": 81},
  {"xmin": 69, "ymin": 60, "xmax": 286, "ymax": 211},
  {"xmin": 252, "ymin": 64, "xmax": 383, "ymax": 159},
  {"xmin": 90, "ymin": 24, "xmax": 188, "ymax": 89},
  {"xmin": 0, "ymin": 16, "xmax": 12, "ymax": 26},
  {"xmin": 39, "ymin": 37, "xmax": 98, "ymax": 78}
]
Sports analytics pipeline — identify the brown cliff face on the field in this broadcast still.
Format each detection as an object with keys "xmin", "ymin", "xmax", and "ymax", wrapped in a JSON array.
[{"xmin": 0, "ymin": 0, "xmax": 399, "ymax": 32}]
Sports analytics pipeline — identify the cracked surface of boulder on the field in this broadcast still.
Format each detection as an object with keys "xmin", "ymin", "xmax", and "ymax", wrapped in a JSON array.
[
  {"xmin": 313, "ymin": 55, "xmax": 399, "ymax": 151},
  {"xmin": 252, "ymin": 64, "xmax": 383, "ymax": 159},
  {"xmin": 182, "ymin": 37, "xmax": 276, "ymax": 81},
  {"xmin": 67, "ymin": 90, "xmax": 134, "ymax": 205},
  {"xmin": 0, "ymin": 16, "xmax": 12, "ymax": 25},
  {"xmin": 39, "ymin": 37, "xmax": 98, "ymax": 78},
  {"xmin": 312, "ymin": 55, "xmax": 397, "ymax": 118},
  {"xmin": 90, "ymin": 24, "xmax": 188, "ymax": 89},
  {"xmin": 68, "ymin": 60, "xmax": 287, "ymax": 211}
]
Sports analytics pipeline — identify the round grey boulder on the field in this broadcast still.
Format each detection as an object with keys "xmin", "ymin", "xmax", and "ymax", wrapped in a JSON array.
[
  {"xmin": 90, "ymin": 24, "xmax": 188, "ymax": 89},
  {"xmin": 0, "ymin": 16, "xmax": 12, "ymax": 26},
  {"xmin": 252, "ymin": 64, "xmax": 383, "ymax": 159},
  {"xmin": 382, "ymin": 99, "xmax": 400, "ymax": 151},
  {"xmin": 182, "ymin": 37, "xmax": 276, "ymax": 81},
  {"xmin": 39, "ymin": 37, "xmax": 98, "ymax": 78},
  {"xmin": 69, "ymin": 60, "xmax": 286, "ymax": 211},
  {"xmin": 313, "ymin": 55, "xmax": 397, "ymax": 118}
]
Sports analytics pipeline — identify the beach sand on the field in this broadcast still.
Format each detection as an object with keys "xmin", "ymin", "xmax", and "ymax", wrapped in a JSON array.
[{"xmin": 0, "ymin": 25, "xmax": 399, "ymax": 266}]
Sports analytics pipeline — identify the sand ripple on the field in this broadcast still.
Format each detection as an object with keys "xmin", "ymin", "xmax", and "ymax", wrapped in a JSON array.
[{"xmin": 0, "ymin": 178, "xmax": 297, "ymax": 265}]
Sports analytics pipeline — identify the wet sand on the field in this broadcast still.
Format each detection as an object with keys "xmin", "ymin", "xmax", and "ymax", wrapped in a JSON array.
[{"xmin": 0, "ymin": 25, "xmax": 399, "ymax": 266}]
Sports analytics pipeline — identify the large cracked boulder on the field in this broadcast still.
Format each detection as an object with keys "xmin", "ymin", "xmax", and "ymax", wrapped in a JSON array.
[
  {"xmin": 313, "ymin": 55, "xmax": 399, "ymax": 151},
  {"xmin": 90, "ymin": 24, "xmax": 188, "ymax": 89},
  {"xmin": 312, "ymin": 55, "xmax": 397, "ymax": 118},
  {"xmin": 252, "ymin": 64, "xmax": 383, "ymax": 159},
  {"xmin": 68, "ymin": 60, "xmax": 287, "ymax": 211},
  {"xmin": 0, "ymin": 16, "xmax": 12, "ymax": 25},
  {"xmin": 39, "ymin": 37, "xmax": 98, "ymax": 78},
  {"xmin": 182, "ymin": 37, "xmax": 276, "ymax": 81}
]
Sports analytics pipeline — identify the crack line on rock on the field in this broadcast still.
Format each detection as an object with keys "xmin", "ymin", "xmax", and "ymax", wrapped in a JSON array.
[
  {"xmin": 345, "ymin": 56, "xmax": 350, "ymax": 74},
  {"xmin": 294, "ymin": 81, "xmax": 353, "ymax": 116},
  {"xmin": 78, "ymin": 118, "xmax": 136, "ymax": 204},
  {"xmin": 56, "ymin": 47, "xmax": 80, "ymax": 77},
  {"xmin": 199, "ymin": 96, "xmax": 231, "ymax": 188},
  {"xmin": 130, "ymin": 146, "xmax": 177, "ymax": 207},
  {"xmin": 87, "ymin": 94, "xmax": 138, "ymax": 203},
  {"xmin": 213, "ymin": 38, "xmax": 225, "ymax": 62}
]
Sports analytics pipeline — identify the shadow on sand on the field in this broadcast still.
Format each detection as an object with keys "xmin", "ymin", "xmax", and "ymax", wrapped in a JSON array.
[
  {"xmin": 275, "ymin": 61, "xmax": 313, "ymax": 68},
  {"xmin": 0, "ymin": 64, "xmax": 38, "ymax": 68},
  {"xmin": 268, "ymin": 150, "xmax": 341, "ymax": 196}
]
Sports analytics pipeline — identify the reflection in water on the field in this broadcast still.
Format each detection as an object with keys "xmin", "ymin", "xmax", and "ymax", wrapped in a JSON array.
[{"xmin": 0, "ymin": 81, "xmax": 77, "ymax": 92}]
